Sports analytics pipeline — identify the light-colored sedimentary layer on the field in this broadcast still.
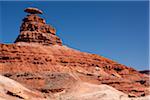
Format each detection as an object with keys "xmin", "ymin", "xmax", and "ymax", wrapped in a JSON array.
[{"xmin": 0, "ymin": 74, "xmax": 149, "ymax": 100}]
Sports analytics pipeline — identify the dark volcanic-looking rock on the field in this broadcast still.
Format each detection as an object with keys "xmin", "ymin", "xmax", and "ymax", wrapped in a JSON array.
[{"xmin": 15, "ymin": 8, "xmax": 62, "ymax": 46}]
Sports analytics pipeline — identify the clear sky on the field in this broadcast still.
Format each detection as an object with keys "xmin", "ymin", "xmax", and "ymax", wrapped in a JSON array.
[{"xmin": 0, "ymin": 1, "xmax": 149, "ymax": 70}]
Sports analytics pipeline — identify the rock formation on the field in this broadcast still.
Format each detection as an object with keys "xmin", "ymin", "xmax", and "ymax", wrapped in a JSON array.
[
  {"xmin": 24, "ymin": 7, "xmax": 43, "ymax": 14},
  {"xmin": 15, "ymin": 7, "xmax": 62, "ymax": 46},
  {"xmin": 1, "ymin": 74, "xmax": 150, "ymax": 100},
  {"xmin": 0, "ymin": 7, "xmax": 149, "ymax": 99},
  {"xmin": 139, "ymin": 70, "xmax": 150, "ymax": 75},
  {"xmin": 0, "ymin": 75, "xmax": 45, "ymax": 100}
]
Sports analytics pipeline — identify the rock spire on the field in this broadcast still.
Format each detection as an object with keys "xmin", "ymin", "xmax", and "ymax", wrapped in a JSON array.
[{"xmin": 15, "ymin": 7, "xmax": 62, "ymax": 46}]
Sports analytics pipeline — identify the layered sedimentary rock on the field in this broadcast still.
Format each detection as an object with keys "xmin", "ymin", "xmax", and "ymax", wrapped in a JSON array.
[
  {"xmin": 15, "ymin": 8, "xmax": 62, "ymax": 46},
  {"xmin": 0, "ymin": 7, "xmax": 149, "ymax": 99},
  {"xmin": 0, "ymin": 44, "xmax": 149, "ymax": 97},
  {"xmin": 24, "ymin": 7, "xmax": 43, "ymax": 14},
  {"xmin": 0, "ymin": 75, "xmax": 45, "ymax": 100},
  {"xmin": 1, "ymin": 74, "xmax": 150, "ymax": 100}
]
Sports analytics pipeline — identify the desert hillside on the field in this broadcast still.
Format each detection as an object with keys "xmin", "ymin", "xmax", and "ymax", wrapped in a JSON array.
[{"xmin": 0, "ymin": 7, "xmax": 149, "ymax": 100}]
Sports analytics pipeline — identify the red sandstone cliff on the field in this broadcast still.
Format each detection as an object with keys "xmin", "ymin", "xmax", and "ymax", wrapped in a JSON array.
[{"xmin": 0, "ymin": 7, "xmax": 149, "ymax": 99}]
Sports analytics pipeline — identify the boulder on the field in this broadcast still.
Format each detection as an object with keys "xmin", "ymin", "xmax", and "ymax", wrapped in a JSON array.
[{"xmin": 24, "ymin": 7, "xmax": 43, "ymax": 14}]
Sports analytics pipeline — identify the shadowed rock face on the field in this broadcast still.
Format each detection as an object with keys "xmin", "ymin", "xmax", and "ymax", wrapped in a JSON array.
[
  {"xmin": 139, "ymin": 70, "xmax": 150, "ymax": 75},
  {"xmin": 15, "ymin": 8, "xmax": 62, "ymax": 46},
  {"xmin": 0, "ymin": 7, "xmax": 150, "ymax": 99}
]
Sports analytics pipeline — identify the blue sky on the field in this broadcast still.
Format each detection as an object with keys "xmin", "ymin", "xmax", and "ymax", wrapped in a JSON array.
[{"xmin": 0, "ymin": 1, "xmax": 149, "ymax": 70}]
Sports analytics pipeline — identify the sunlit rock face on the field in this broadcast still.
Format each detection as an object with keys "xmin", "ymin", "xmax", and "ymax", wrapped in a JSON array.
[
  {"xmin": 0, "ymin": 7, "xmax": 149, "ymax": 99},
  {"xmin": 15, "ymin": 7, "xmax": 62, "ymax": 46}
]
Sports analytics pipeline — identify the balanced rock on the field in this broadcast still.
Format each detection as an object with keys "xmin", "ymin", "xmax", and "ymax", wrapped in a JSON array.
[
  {"xmin": 15, "ymin": 7, "xmax": 62, "ymax": 46},
  {"xmin": 0, "ymin": 7, "xmax": 149, "ymax": 99},
  {"xmin": 24, "ymin": 7, "xmax": 43, "ymax": 14}
]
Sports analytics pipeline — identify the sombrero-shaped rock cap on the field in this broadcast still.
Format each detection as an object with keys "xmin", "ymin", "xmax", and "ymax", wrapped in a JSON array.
[{"xmin": 24, "ymin": 7, "xmax": 43, "ymax": 14}]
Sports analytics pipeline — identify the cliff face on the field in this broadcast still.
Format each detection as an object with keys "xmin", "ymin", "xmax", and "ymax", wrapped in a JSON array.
[
  {"xmin": 15, "ymin": 9, "xmax": 62, "ymax": 46},
  {"xmin": 0, "ymin": 7, "xmax": 149, "ymax": 99},
  {"xmin": 0, "ymin": 44, "xmax": 149, "ymax": 97}
]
